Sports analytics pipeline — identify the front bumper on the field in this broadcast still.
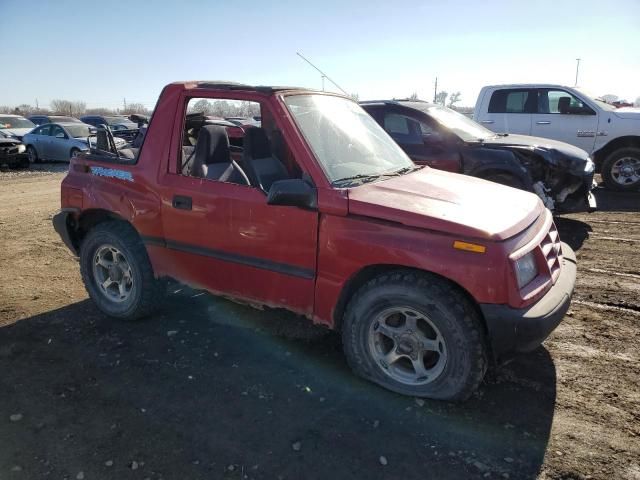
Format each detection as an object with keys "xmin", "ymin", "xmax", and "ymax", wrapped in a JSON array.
[
  {"xmin": 480, "ymin": 242, "xmax": 577, "ymax": 363},
  {"xmin": 0, "ymin": 152, "xmax": 28, "ymax": 167}
]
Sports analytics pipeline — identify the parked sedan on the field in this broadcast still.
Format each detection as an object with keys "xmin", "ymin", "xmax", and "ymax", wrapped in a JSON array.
[
  {"xmin": 0, "ymin": 114, "xmax": 36, "ymax": 140},
  {"xmin": 361, "ymin": 100, "xmax": 596, "ymax": 213},
  {"xmin": 23, "ymin": 122, "xmax": 126, "ymax": 162}
]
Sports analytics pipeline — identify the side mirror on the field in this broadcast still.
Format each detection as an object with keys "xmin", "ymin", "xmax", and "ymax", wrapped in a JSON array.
[{"xmin": 267, "ymin": 178, "xmax": 317, "ymax": 210}]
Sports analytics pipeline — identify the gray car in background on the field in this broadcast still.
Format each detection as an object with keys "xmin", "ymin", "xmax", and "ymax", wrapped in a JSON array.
[{"xmin": 22, "ymin": 122, "xmax": 125, "ymax": 162}]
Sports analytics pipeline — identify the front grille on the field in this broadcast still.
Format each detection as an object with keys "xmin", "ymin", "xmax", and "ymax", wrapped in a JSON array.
[{"xmin": 539, "ymin": 222, "xmax": 562, "ymax": 283}]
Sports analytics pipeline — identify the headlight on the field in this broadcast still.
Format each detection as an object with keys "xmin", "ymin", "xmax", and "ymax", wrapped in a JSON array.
[
  {"xmin": 584, "ymin": 157, "xmax": 595, "ymax": 173},
  {"xmin": 514, "ymin": 252, "xmax": 538, "ymax": 289},
  {"xmin": 17, "ymin": 144, "xmax": 26, "ymax": 153}
]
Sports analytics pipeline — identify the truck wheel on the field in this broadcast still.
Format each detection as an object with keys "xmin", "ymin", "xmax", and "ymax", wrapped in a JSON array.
[
  {"xmin": 601, "ymin": 148, "xmax": 640, "ymax": 191},
  {"xmin": 342, "ymin": 272, "xmax": 487, "ymax": 401},
  {"xmin": 27, "ymin": 145, "xmax": 39, "ymax": 164},
  {"xmin": 80, "ymin": 221, "xmax": 162, "ymax": 320}
]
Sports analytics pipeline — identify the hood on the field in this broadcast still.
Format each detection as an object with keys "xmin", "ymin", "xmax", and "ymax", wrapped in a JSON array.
[
  {"xmin": 0, "ymin": 127, "xmax": 33, "ymax": 139},
  {"xmin": 348, "ymin": 167, "xmax": 543, "ymax": 241},
  {"xmin": 481, "ymin": 134, "xmax": 589, "ymax": 160},
  {"xmin": 0, "ymin": 137, "xmax": 21, "ymax": 146},
  {"xmin": 613, "ymin": 107, "xmax": 640, "ymax": 119},
  {"xmin": 479, "ymin": 133, "xmax": 591, "ymax": 175}
]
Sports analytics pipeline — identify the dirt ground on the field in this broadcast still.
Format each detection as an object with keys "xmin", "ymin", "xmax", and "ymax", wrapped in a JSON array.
[{"xmin": 0, "ymin": 166, "xmax": 638, "ymax": 480}]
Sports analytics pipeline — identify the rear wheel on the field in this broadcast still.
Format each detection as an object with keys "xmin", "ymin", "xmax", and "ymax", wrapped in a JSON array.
[
  {"xmin": 26, "ymin": 145, "xmax": 39, "ymax": 164},
  {"xmin": 80, "ymin": 221, "xmax": 163, "ymax": 320},
  {"xmin": 601, "ymin": 148, "xmax": 640, "ymax": 191},
  {"xmin": 341, "ymin": 271, "xmax": 488, "ymax": 401}
]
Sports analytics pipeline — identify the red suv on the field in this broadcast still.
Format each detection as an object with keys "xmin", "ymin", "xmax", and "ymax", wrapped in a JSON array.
[{"xmin": 53, "ymin": 81, "xmax": 576, "ymax": 400}]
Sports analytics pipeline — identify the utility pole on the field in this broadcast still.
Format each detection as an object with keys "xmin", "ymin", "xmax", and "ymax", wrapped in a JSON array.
[
  {"xmin": 574, "ymin": 58, "xmax": 581, "ymax": 87},
  {"xmin": 35, "ymin": 99, "xmax": 39, "ymax": 110},
  {"xmin": 296, "ymin": 52, "xmax": 348, "ymax": 95},
  {"xmin": 433, "ymin": 77, "xmax": 438, "ymax": 103},
  {"xmin": 123, "ymin": 98, "xmax": 127, "ymax": 112}
]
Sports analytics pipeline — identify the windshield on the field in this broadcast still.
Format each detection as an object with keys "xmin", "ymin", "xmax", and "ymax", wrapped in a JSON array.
[
  {"xmin": 106, "ymin": 117, "xmax": 136, "ymax": 127},
  {"xmin": 284, "ymin": 94, "xmax": 414, "ymax": 185},
  {"xmin": 574, "ymin": 89, "xmax": 618, "ymax": 111},
  {"xmin": 422, "ymin": 105, "xmax": 494, "ymax": 141},
  {"xmin": 0, "ymin": 117, "xmax": 35, "ymax": 129},
  {"xmin": 65, "ymin": 124, "xmax": 91, "ymax": 138}
]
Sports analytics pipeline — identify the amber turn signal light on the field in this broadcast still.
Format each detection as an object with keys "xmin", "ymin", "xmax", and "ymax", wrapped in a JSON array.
[{"xmin": 453, "ymin": 241, "xmax": 486, "ymax": 254}]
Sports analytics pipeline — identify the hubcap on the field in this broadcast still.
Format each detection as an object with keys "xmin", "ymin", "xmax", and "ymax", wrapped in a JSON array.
[
  {"xmin": 368, "ymin": 307, "xmax": 447, "ymax": 386},
  {"xmin": 611, "ymin": 156, "xmax": 640, "ymax": 186},
  {"xmin": 92, "ymin": 245, "xmax": 133, "ymax": 302}
]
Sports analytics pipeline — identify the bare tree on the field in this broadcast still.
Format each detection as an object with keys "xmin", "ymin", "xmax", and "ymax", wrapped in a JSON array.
[
  {"xmin": 435, "ymin": 91, "xmax": 448, "ymax": 106},
  {"xmin": 350, "ymin": 93, "xmax": 360, "ymax": 102},
  {"xmin": 85, "ymin": 107, "xmax": 117, "ymax": 115},
  {"xmin": 408, "ymin": 92, "xmax": 419, "ymax": 101},
  {"xmin": 50, "ymin": 99, "xmax": 86, "ymax": 117},
  {"xmin": 122, "ymin": 103, "xmax": 149, "ymax": 115},
  {"xmin": 189, "ymin": 99, "xmax": 214, "ymax": 115},
  {"xmin": 447, "ymin": 92, "xmax": 462, "ymax": 108}
]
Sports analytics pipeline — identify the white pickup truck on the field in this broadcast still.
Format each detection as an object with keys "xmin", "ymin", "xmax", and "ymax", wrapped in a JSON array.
[{"xmin": 474, "ymin": 84, "xmax": 640, "ymax": 191}]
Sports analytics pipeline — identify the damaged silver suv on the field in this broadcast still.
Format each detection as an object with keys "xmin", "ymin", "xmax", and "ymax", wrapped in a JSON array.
[{"xmin": 361, "ymin": 100, "xmax": 596, "ymax": 213}]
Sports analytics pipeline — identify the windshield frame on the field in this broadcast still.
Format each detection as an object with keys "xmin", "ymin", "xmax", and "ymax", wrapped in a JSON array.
[{"xmin": 281, "ymin": 92, "xmax": 416, "ymax": 188}]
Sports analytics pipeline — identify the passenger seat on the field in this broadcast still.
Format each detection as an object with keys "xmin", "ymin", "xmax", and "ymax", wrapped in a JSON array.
[{"xmin": 191, "ymin": 125, "xmax": 249, "ymax": 184}]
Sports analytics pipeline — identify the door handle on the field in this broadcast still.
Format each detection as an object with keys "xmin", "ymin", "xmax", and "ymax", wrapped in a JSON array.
[
  {"xmin": 480, "ymin": 120, "xmax": 494, "ymax": 124},
  {"xmin": 172, "ymin": 195, "xmax": 192, "ymax": 210},
  {"xmin": 536, "ymin": 121, "xmax": 551, "ymax": 125}
]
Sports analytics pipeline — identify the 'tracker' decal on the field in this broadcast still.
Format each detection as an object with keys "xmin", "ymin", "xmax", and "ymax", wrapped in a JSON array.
[{"xmin": 90, "ymin": 166, "xmax": 133, "ymax": 182}]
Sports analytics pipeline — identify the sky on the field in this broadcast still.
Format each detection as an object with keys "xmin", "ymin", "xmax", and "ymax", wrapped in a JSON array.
[{"xmin": 1, "ymin": 0, "xmax": 639, "ymax": 110}]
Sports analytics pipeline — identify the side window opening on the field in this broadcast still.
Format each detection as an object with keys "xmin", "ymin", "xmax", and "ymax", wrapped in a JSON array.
[
  {"xmin": 180, "ymin": 98, "xmax": 302, "ymax": 191},
  {"xmin": 488, "ymin": 89, "xmax": 535, "ymax": 114},
  {"xmin": 538, "ymin": 89, "xmax": 593, "ymax": 115},
  {"xmin": 384, "ymin": 112, "xmax": 423, "ymax": 145}
]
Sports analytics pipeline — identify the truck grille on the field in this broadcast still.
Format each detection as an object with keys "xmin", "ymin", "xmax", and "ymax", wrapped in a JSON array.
[{"xmin": 540, "ymin": 222, "xmax": 562, "ymax": 283}]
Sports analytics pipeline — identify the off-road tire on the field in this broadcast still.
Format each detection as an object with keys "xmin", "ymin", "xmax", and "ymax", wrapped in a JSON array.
[
  {"xmin": 601, "ymin": 147, "xmax": 640, "ymax": 191},
  {"xmin": 341, "ymin": 271, "xmax": 488, "ymax": 401},
  {"xmin": 80, "ymin": 221, "xmax": 163, "ymax": 320}
]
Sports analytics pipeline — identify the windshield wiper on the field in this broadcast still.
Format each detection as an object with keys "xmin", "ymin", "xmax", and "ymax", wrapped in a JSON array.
[
  {"xmin": 332, "ymin": 173, "xmax": 382, "ymax": 187},
  {"xmin": 332, "ymin": 166, "xmax": 420, "ymax": 187}
]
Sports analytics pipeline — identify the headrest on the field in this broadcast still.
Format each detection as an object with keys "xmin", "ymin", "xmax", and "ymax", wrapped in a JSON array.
[
  {"xmin": 195, "ymin": 125, "xmax": 230, "ymax": 165},
  {"xmin": 243, "ymin": 127, "xmax": 271, "ymax": 160}
]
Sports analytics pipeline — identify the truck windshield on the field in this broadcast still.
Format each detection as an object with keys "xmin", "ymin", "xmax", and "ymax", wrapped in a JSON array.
[
  {"xmin": 424, "ymin": 105, "xmax": 494, "ymax": 142},
  {"xmin": 284, "ymin": 94, "xmax": 414, "ymax": 186}
]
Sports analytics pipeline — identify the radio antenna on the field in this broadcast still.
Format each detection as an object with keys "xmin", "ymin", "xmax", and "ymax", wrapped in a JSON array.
[{"xmin": 296, "ymin": 52, "xmax": 348, "ymax": 95}]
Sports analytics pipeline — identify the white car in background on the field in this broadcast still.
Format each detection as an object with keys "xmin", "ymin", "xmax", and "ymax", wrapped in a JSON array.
[
  {"xmin": 474, "ymin": 84, "xmax": 640, "ymax": 191},
  {"xmin": 0, "ymin": 114, "xmax": 36, "ymax": 140}
]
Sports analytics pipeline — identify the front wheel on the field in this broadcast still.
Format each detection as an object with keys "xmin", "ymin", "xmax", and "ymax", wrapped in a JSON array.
[
  {"xmin": 601, "ymin": 148, "xmax": 640, "ymax": 191},
  {"xmin": 482, "ymin": 172, "xmax": 524, "ymax": 189},
  {"xmin": 26, "ymin": 145, "xmax": 39, "ymax": 163},
  {"xmin": 342, "ymin": 271, "xmax": 488, "ymax": 401},
  {"xmin": 70, "ymin": 147, "xmax": 81, "ymax": 160},
  {"xmin": 80, "ymin": 221, "xmax": 163, "ymax": 320}
]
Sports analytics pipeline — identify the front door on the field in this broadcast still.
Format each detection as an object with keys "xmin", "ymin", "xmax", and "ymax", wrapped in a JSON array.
[
  {"xmin": 530, "ymin": 88, "xmax": 599, "ymax": 154},
  {"xmin": 382, "ymin": 111, "xmax": 461, "ymax": 172},
  {"xmin": 158, "ymin": 94, "xmax": 319, "ymax": 317},
  {"xmin": 49, "ymin": 125, "xmax": 69, "ymax": 161}
]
